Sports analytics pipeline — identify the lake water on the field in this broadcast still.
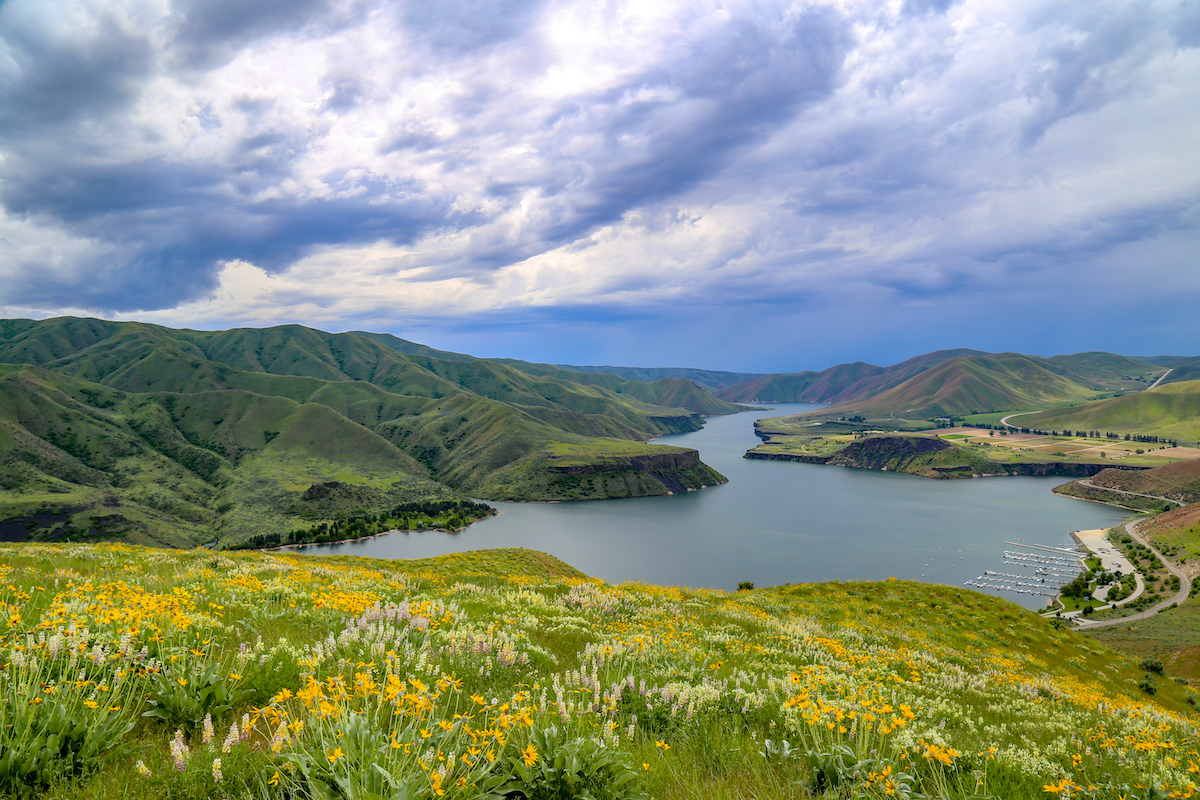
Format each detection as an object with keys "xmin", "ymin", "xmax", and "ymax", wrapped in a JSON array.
[{"xmin": 304, "ymin": 404, "xmax": 1130, "ymax": 608}]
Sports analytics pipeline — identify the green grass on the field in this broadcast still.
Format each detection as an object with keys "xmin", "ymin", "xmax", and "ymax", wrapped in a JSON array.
[
  {"xmin": 3, "ymin": 542, "xmax": 1200, "ymax": 800},
  {"xmin": 1023, "ymin": 381, "xmax": 1200, "ymax": 444},
  {"xmin": 0, "ymin": 320, "xmax": 742, "ymax": 545},
  {"xmin": 809, "ymin": 353, "xmax": 1117, "ymax": 420},
  {"xmin": 1089, "ymin": 602, "xmax": 1200, "ymax": 681}
]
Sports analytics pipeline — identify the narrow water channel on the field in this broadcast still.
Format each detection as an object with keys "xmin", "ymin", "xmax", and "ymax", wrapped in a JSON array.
[{"xmin": 304, "ymin": 404, "xmax": 1130, "ymax": 608}]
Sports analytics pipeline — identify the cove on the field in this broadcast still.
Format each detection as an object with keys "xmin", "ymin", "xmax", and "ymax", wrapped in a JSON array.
[{"xmin": 303, "ymin": 404, "xmax": 1130, "ymax": 608}]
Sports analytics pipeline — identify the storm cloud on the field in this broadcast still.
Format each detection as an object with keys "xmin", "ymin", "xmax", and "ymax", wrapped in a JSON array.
[{"xmin": 0, "ymin": 0, "xmax": 1196, "ymax": 370}]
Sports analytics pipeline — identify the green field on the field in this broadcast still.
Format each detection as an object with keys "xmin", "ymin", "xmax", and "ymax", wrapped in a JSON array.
[
  {"xmin": 3, "ymin": 542, "xmax": 1200, "ymax": 800},
  {"xmin": 1013, "ymin": 381, "xmax": 1200, "ymax": 444}
]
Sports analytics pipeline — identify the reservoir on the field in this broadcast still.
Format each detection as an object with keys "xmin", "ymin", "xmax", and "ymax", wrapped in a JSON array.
[{"xmin": 305, "ymin": 404, "xmax": 1130, "ymax": 608}]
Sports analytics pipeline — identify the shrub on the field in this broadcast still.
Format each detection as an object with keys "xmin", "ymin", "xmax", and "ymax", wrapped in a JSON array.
[
  {"xmin": 497, "ymin": 725, "xmax": 647, "ymax": 800},
  {"xmin": 144, "ymin": 662, "xmax": 252, "ymax": 730}
]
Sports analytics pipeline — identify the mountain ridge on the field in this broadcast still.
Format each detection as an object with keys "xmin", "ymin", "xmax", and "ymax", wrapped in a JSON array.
[{"xmin": 0, "ymin": 318, "xmax": 739, "ymax": 547}]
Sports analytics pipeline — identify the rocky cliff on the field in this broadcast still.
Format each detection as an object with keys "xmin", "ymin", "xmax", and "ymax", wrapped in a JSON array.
[{"xmin": 479, "ymin": 446, "xmax": 728, "ymax": 501}]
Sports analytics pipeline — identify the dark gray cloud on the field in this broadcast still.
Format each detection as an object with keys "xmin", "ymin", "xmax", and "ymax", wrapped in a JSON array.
[
  {"xmin": 170, "ymin": 0, "xmax": 364, "ymax": 68},
  {"xmin": 541, "ymin": 7, "xmax": 853, "ymax": 241},
  {"xmin": 0, "ymin": 0, "xmax": 1195, "ymax": 369},
  {"xmin": 0, "ymin": 10, "xmax": 153, "ymax": 135},
  {"xmin": 1019, "ymin": 5, "xmax": 1158, "ymax": 145}
]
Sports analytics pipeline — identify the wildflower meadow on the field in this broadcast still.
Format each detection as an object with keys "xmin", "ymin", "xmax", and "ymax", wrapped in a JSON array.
[{"xmin": 1, "ymin": 541, "xmax": 1197, "ymax": 799}]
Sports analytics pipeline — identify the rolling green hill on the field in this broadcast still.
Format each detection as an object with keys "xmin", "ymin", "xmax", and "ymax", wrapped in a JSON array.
[
  {"xmin": 493, "ymin": 359, "xmax": 765, "ymax": 391},
  {"xmin": 1021, "ymin": 381, "xmax": 1200, "ymax": 443},
  {"xmin": 715, "ymin": 349, "xmax": 1165, "ymax": 409},
  {"xmin": 351, "ymin": 331, "xmax": 751, "ymax": 412},
  {"xmin": 0, "ymin": 318, "xmax": 736, "ymax": 548},
  {"xmin": 1157, "ymin": 357, "xmax": 1200, "ymax": 385},
  {"xmin": 0, "ymin": 365, "xmax": 454, "ymax": 547},
  {"xmin": 714, "ymin": 348, "xmax": 991, "ymax": 403},
  {"xmin": 1055, "ymin": 457, "xmax": 1200, "ymax": 510},
  {"xmin": 795, "ymin": 352, "xmax": 1167, "ymax": 420}
]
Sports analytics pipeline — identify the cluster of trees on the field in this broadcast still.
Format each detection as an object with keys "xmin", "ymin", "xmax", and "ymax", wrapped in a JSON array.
[
  {"xmin": 965, "ymin": 421, "xmax": 1179, "ymax": 446},
  {"xmin": 230, "ymin": 499, "xmax": 496, "ymax": 550}
]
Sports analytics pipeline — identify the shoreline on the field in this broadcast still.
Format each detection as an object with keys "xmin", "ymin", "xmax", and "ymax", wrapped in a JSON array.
[
  {"xmin": 1049, "ymin": 489, "xmax": 1147, "ymax": 512},
  {"xmin": 744, "ymin": 449, "xmax": 1122, "ymax": 479},
  {"xmin": 261, "ymin": 527, "xmax": 455, "ymax": 552}
]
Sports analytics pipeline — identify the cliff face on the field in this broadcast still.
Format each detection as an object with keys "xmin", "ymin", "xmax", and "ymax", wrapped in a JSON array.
[
  {"xmin": 479, "ymin": 447, "xmax": 728, "ymax": 501},
  {"xmin": 746, "ymin": 434, "xmax": 1129, "ymax": 480},
  {"xmin": 827, "ymin": 435, "xmax": 951, "ymax": 469},
  {"xmin": 546, "ymin": 450, "xmax": 718, "ymax": 495}
]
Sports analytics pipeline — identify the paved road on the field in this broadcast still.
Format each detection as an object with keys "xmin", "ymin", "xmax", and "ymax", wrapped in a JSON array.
[
  {"xmin": 1000, "ymin": 368, "xmax": 1172, "ymax": 431},
  {"xmin": 1076, "ymin": 479, "xmax": 1185, "ymax": 507},
  {"xmin": 999, "ymin": 410, "xmax": 1045, "ymax": 429},
  {"xmin": 1146, "ymin": 368, "xmax": 1173, "ymax": 390},
  {"xmin": 1074, "ymin": 518, "xmax": 1191, "ymax": 629}
]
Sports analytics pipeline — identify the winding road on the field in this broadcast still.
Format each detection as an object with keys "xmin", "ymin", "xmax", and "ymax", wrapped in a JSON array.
[
  {"xmin": 999, "ymin": 368, "xmax": 1173, "ymax": 430},
  {"xmin": 1075, "ymin": 479, "xmax": 1185, "ymax": 507},
  {"xmin": 1073, "ymin": 518, "xmax": 1191, "ymax": 629},
  {"xmin": 999, "ymin": 409, "xmax": 1045, "ymax": 429}
]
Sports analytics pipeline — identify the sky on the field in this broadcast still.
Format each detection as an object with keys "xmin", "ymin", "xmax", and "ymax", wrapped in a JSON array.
[{"xmin": 0, "ymin": 0, "xmax": 1197, "ymax": 373}]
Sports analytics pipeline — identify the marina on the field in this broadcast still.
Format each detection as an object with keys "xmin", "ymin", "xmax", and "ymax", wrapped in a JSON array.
[{"xmin": 965, "ymin": 546, "xmax": 1086, "ymax": 598}]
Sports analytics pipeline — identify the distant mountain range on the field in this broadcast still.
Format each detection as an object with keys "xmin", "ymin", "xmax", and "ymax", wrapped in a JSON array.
[
  {"xmin": 712, "ymin": 350, "xmax": 1168, "ymax": 411},
  {"xmin": 800, "ymin": 352, "xmax": 1166, "ymax": 419}
]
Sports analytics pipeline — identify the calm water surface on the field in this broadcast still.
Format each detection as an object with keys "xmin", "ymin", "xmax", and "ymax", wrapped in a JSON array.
[{"xmin": 306, "ymin": 404, "xmax": 1130, "ymax": 608}]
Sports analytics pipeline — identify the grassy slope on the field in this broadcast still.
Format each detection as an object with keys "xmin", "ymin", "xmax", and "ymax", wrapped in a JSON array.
[
  {"xmin": 713, "ymin": 349, "xmax": 991, "ymax": 403},
  {"xmin": 0, "ymin": 366, "xmax": 455, "ymax": 547},
  {"xmin": 3, "ymin": 542, "xmax": 1199, "ymax": 800},
  {"xmin": 1021, "ymin": 381, "xmax": 1200, "ymax": 443},
  {"xmin": 1048, "ymin": 351, "xmax": 1168, "ymax": 380},
  {"xmin": 0, "ymin": 318, "xmax": 713, "ymax": 436},
  {"xmin": 1089, "ymin": 603, "xmax": 1200, "ymax": 681},
  {"xmin": 823, "ymin": 434, "xmax": 1014, "ymax": 477},
  {"xmin": 504, "ymin": 361, "xmax": 765, "ymax": 391},
  {"xmin": 477, "ymin": 440, "xmax": 727, "ymax": 500},
  {"xmin": 815, "ymin": 354, "xmax": 1106, "ymax": 419},
  {"xmin": 1056, "ymin": 459, "xmax": 1200, "ymax": 512},
  {"xmin": 1090, "ymin": 505, "xmax": 1200, "ymax": 679},
  {"xmin": 730, "ymin": 351, "xmax": 1165, "ymax": 420},
  {"xmin": 0, "ymin": 320, "xmax": 734, "ymax": 543},
  {"xmin": 349, "ymin": 329, "xmax": 748, "ymax": 414}
]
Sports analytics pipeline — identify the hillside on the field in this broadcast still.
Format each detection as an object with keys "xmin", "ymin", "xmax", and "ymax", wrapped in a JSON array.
[
  {"xmin": 493, "ymin": 359, "xmax": 765, "ymax": 392},
  {"xmin": 0, "ymin": 318, "xmax": 736, "ymax": 547},
  {"xmin": 348, "ymin": 330, "xmax": 750, "ymax": 412},
  {"xmin": 713, "ymin": 348, "xmax": 990, "ymax": 403},
  {"xmin": 746, "ymin": 429, "xmax": 1119, "ymax": 480},
  {"xmin": 2, "ymin": 541, "xmax": 1198, "ymax": 800},
  {"xmin": 716, "ymin": 350, "xmax": 1164, "ymax": 413},
  {"xmin": 1022, "ymin": 380, "xmax": 1200, "ymax": 443},
  {"xmin": 797, "ymin": 352, "xmax": 1166, "ymax": 420},
  {"xmin": 1056, "ymin": 459, "xmax": 1200, "ymax": 510}
]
